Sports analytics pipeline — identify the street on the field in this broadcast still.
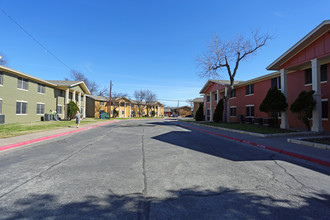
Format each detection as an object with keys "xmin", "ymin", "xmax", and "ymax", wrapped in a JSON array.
[{"xmin": 0, "ymin": 119, "xmax": 329, "ymax": 219}]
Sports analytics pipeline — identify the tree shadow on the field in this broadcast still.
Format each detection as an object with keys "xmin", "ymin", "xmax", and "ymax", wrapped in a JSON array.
[
  {"xmin": 150, "ymin": 125, "xmax": 330, "ymax": 176},
  {"xmin": 1, "ymin": 187, "xmax": 329, "ymax": 219}
]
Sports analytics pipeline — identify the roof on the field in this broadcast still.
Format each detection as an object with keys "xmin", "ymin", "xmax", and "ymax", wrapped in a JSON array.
[
  {"xmin": 0, "ymin": 65, "xmax": 57, "ymax": 87},
  {"xmin": 192, "ymin": 97, "xmax": 203, "ymax": 103},
  {"xmin": 86, "ymin": 95, "xmax": 109, "ymax": 101},
  {"xmin": 267, "ymin": 20, "xmax": 330, "ymax": 70},
  {"xmin": 47, "ymin": 80, "xmax": 91, "ymax": 94},
  {"xmin": 199, "ymin": 79, "xmax": 244, "ymax": 94},
  {"xmin": 200, "ymin": 71, "xmax": 280, "ymax": 94}
]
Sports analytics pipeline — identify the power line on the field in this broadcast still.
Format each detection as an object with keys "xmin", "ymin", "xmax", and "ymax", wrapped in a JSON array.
[{"xmin": 0, "ymin": 7, "xmax": 73, "ymax": 71}]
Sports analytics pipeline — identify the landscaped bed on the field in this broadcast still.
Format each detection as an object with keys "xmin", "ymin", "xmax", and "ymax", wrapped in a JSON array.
[{"xmin": 182, "ymin": 120, "xmax": 294, "ymax": 134}]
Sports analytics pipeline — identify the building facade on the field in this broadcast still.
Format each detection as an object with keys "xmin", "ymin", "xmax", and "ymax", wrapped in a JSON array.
[
  {"xmin": 0, "ymin": 65, "xmax": 90, "ymax": 124},
  {"xmin": 200, "ymin": 20, "xmax": 330, "ymax": 131}
]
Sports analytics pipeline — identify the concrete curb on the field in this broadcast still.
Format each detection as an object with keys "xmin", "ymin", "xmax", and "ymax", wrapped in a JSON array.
[
  {"xmin": 0, "ymin": 120, "xmax": 120, "ymax": 152},
  {"xmin": 173, "ymin": 121, "xmax": 330, "ymax": 167},
  {"xmin": 288, "ymin": 137, "xmax": 330, "ymax": 150},
  {"xmin": 185, "ymin": 121, "xmax": 321, "ymax": 138}
]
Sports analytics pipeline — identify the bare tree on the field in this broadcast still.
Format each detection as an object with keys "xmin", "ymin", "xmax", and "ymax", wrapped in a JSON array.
[
  {"xmin": 66, "ymin": 70, "xmax": 99, "ymax": 95},
  {"xmin": 196, "ymin": 31, "xmax": 272, "ymax": 122},
  {"xmin": 134, "ymin": 90, "xmax": 146, "ymax": 117},
  {"xmin": 144, "ymin": 90, "xmax": 157, "ymax": 116},
  {"xmin": 0, "ymin": 52, "xmax": 9, "ymax": 66},
  {"xmin": 186, "ymin": 99, "xmax": 194, "ymax": 108}
]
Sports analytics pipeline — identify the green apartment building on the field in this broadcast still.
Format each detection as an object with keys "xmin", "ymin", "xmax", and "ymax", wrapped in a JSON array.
[{"xmin": 0, "ymin": 65, "xmax": 90, "ymax": 124}]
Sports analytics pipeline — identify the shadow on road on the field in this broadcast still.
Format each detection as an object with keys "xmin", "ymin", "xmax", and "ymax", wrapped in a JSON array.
[
  {"xmin": 149, "ymin": 122, "xmax": 330, "ymax": 176},
  {"xmin": 1, "ymin": 187, "xmax": 329, "ymax": 219}
]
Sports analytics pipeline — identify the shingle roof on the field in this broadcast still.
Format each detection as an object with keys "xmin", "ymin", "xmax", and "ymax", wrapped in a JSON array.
[
  {"xmin": 46, "ymin": 80, "xmax": 81, "ymax": 87},
  {"xmin": 87, "ymin": 95, "xmax": 109, "ymax": 101}
]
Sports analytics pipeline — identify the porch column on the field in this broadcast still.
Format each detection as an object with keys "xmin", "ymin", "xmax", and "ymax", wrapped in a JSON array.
[
  {"xmin": 83, "ymin": 94, "xmax": 86, "ymax": 118},
  {"xmin": 225, "ymin": 87, "xmax": 229, "ymax": 122},
  {"xmin": 311, "ymin": 59, "xmax": 323, "ymax": 132},
  {"xmin": 209, "ymin": 92, "xmax": 213, "ymax": 121},
  {"xmin": 130, "ymin": 104, "xmax": 132, "ymax": 117},
  {"xmin": 217, "ymin": 90, "xmax": 220, "ymax": 103},
  {"xmin": 78, "ymin": 92, "xmax": 82, "ymax": 109},
  {"xmin": 72, "ymin": 90, "xmax": 76, "ymax": 103},
  {"xmin": 204, "ymin": 94, "xmax": 207, "ymax": 121},
  {"xmin": 280, "ymin": 69, "xmax": 289, "ymax": 129},
  {"xmin": 124, "ymin": 103, "xmax": 127, "ymax": 118},
  {"xmin": 119, "ymin": 102, "xmax": 121, "ymax": 117},
  {"xmin": 64, "ymin": 88, "xmax": 70, "ymax": 119}
]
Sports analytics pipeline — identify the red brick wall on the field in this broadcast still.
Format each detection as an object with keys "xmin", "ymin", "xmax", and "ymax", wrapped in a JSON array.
[{"xmin": 281, "ymin": 32, "xmax": 330, "ymax": 69}]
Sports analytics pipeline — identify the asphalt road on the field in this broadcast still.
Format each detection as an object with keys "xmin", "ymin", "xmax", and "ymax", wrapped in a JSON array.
[{"xmin": 0, "ymin": 119, "xmax": 329, "ymax": 219}]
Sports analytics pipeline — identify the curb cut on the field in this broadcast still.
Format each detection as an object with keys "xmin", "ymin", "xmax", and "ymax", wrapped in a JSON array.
[
  {"xmin": 0, "ymin": 120, "xmax": 120, "ymax": 152},
  {"xmin": 172, "ymin": 121, "xmax": 330, "ymax": 167}
]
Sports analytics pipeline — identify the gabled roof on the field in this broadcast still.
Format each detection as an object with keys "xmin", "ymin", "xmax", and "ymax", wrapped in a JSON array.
[
  {"xmin": 86, "ymin": 94, "xmax": 109, "ymax": 101},
  {"xmin": 267, "ymin": 20, "xmax": 330, "ymax": 70},
  {"xmin": 192, "ymin": 97, "xmax": 203, "ymax": 103},
  {"xmin": 200, "ymin": 79, "xmax": 244, "ymax": 94},
  {"xmin": 47, "ymin": 80, "xmax": 90, "ymax": 94},
  {"xmin": 0, "ymin": 65, "xmax": 57, "ymax": 87}
]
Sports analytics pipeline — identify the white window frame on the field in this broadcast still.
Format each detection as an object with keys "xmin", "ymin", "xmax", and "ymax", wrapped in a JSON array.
[
  {"xmin": 37, "ymin": 83, "xmax": 46, "ymax": 94},
  {"xmin": 0, "ymin": 72, "xmax": 3, "ymax": 86},
  {"xmin": 16, "ymin": 100, "xmax": 28, "ymax": 115},
  {"xmin": 0, "ymin": 98, "xmax": 2, "ymax": 114},
  {"xmin": 36, "ymin": 102, "xmax": 45, "ymax": 115},
  {"xmin": 17, "ymin": 77, "xmax": 28, "ymax": 91},
  {"xmin": 245, "ymin": 84, "xmax": 254, "ymax": 96},
  {"xmin": 56, "ymin": 105, "xmax": 63, "ymax": 115},
  {"xmin": 246, "ymin": 104, "xmax": 255, "ymax": 117},
  {"xmin": 230, "ymin": 106, "xmax": 237, "ymax": 117}
]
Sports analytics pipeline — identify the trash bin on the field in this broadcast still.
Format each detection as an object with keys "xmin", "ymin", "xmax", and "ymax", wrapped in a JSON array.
[{"xmin": 44, "ymin": 114, "xmax": 51, "ymax": 121}]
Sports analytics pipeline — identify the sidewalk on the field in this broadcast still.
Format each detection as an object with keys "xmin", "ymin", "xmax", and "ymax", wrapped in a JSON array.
[
  {"xmin": 0, "ymin": 120, "xmax": 119, "ymax": 151},
  {"xmin": 174, "ymin": 120, "xmax": 330, "ymax": 167}
]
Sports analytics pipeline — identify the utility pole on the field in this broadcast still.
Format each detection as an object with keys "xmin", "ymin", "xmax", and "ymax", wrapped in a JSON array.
[{"xmin": 109, "ymin": 80, "xmax": 112, "ymax": 120}]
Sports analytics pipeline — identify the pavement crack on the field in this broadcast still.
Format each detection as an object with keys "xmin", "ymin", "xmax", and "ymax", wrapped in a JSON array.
[
  {"xmin": 138, "ymin": 126, "xmax": 150, "ymax": 220},
  {"xmin": 270, "ymin": 155, "xmax": 308, "ymax": 190},
  {"xmin": 0, "ymin": 142, "xmax": 93, "ymax": 199}
]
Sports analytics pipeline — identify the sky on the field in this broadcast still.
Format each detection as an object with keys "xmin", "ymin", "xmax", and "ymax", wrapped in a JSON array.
[{"xmin": 0, "ymin": 0, "xmax": 329, "ymax": 107}]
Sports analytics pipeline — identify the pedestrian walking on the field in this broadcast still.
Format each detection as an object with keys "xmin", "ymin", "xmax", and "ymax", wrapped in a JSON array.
[{"xmin": 75, "ymin": 110, "xmax": 81, "ymax": 128}]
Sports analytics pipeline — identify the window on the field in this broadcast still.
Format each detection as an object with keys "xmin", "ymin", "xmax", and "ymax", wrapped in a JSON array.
[
  {"xmin": 57, "ymin": 90, "xmax": 64, "ymax": 97},
  {"xmin": 57, "ymin": 105, "xmax": 62, "ymax": 114},
  {"xmin": 17, "ymin": 77, "xmax": 28, "ymax": 90},
  {"xmin": 271, "ymin": 77, "xmax": 281, "ymax": 89},
  {"xmin": 206, "ymin": 96, "xmax": 210, "ymax": 102},
  {"xmin": 132, "ymin": 104, "xmax": 135, "ymax": 107},
  {"xmin": 230, "ymin": 89, "xmax": 236, "ymax": 98},
  {"xmin": 305, "ymin": 68, "xmax": 312, "ymax": 84},
  {"xmin": 122, "ymin": 111, "xmax": 124, "ymax": 115},
  {"xmin": 246, "ymin": 105, "xmax": 254, "ymax": 117},
  {"xmin": 214, "ymin": 94, "xmax": 217, "ymax": 101},
  {"xmin": 36, "ymin": 103, "xmax": 45, "ymax": 114},
  {"xmin": 16, "ymin": 101, "xmax": 27, "ymax": 114},
  {"xmin": 75, "ymin": 94, "xmax": 78, "ymax": 101},
  {"xmin": 0, "ymin": 72, "xmax": 3, "ymax": 85},
  {"xmin": 37, "ymin": 83, "xmax": 45, "ymax": 94},
  {"xmin": 322, "ymin": 100, "xmax": 328, "ymax": 119},
  {"xmin": 321, "ymin": 64, "xmax": 328, "ymax": 82},
  {"xmin": 246, "ymin": 84, "xmax": 254, "ymax": 95},
  {"xmin": 207, "ymin": 109, "xmax": 210, "ymax": 116},
  {"xmin": 0, "ymin": 99, "xmax": 2, "ymax": 114},
  {"xmin": 69, "ymin": 93, "xmax": 73, "ymax": 99},
  {"xmin": 100, "ymin": 101, "xmax": 104, "ymax": 106},
  {"xmin": 230, "ymin": 107, "xmax": 236, "ymax": 117}
]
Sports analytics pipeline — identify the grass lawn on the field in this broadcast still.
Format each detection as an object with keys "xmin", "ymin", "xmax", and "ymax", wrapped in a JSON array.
[
  {"xmin": 0, "ymin": 119, "xmax": 101, "ymax": 138},
  {"xmin": 184, "ymin": 120, "xmax": 293, "ymax": 134}
]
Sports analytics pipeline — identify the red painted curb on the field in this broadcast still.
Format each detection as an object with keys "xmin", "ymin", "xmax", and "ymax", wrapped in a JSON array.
[
  {"xmin": 172, "ymin": 122, "xmax": 330, "ymax": 167},
  {"xmin": 0, "ymin": 120, "xmax": 120, "ymax": 152}
]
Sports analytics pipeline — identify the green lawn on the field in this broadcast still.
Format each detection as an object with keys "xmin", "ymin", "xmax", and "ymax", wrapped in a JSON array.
[
  {"xmin": 185, "ymin": 120, "xmax": 293, "ymax": 134},
  {"xmin": 0, "ymin": 119, "xmax": 100, "ymax": 138}
]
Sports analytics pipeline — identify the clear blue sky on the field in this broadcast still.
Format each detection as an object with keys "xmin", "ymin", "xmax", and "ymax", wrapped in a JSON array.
[{"xmin": 1, "ymin": 1, "xmax": 329, "ymax": 107}]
